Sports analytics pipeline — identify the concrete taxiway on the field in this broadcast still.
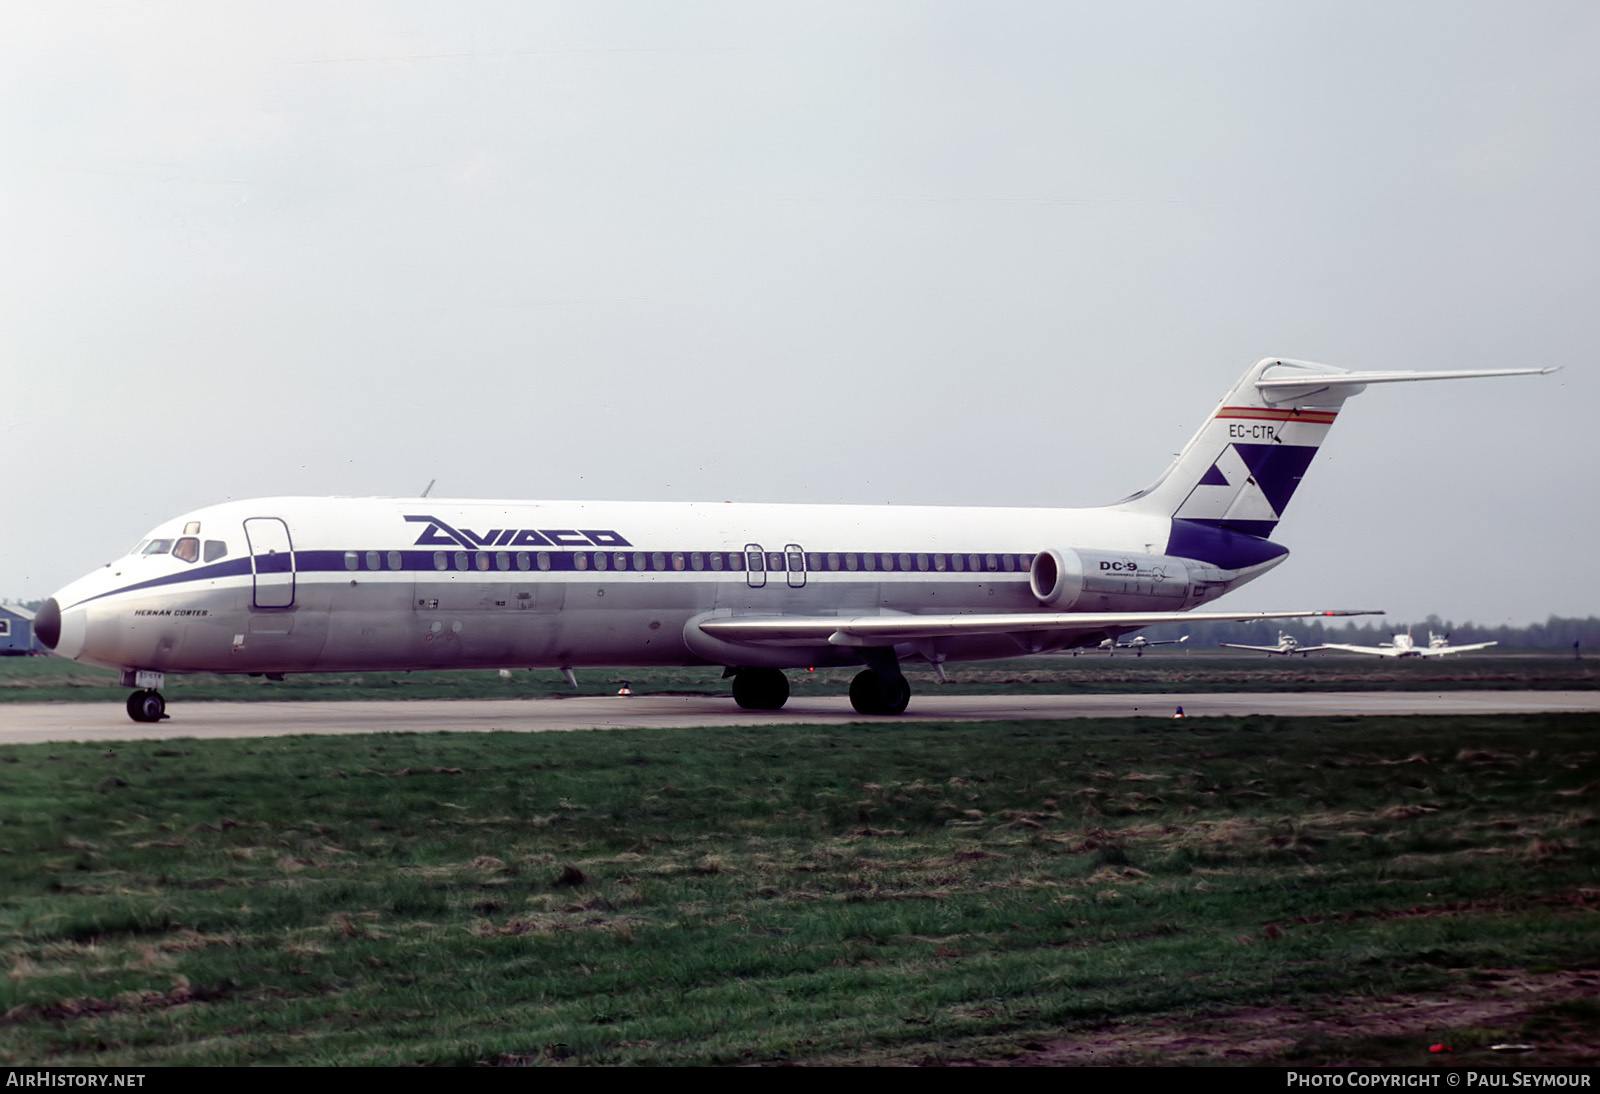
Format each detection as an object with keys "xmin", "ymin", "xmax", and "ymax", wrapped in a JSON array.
[{"xmin": 2, "ymin": 691, "xmax": 1596, "ymax": 745}]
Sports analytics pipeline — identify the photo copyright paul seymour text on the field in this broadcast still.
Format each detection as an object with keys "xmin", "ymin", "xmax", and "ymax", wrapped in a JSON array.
[{"xmin": 1288, "ymin": 1076, "xmax": 1592, "ymax": 1088}]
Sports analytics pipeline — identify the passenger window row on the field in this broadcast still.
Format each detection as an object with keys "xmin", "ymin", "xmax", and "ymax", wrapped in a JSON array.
[{"xmin": 340, "ymin": 549, "xmax": 1032, "ymax": 574}]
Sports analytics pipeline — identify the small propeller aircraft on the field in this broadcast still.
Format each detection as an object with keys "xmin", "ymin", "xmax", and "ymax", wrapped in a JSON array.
[
  {"xmin": 1323, "ymin": 630, "xmax": 1498, "ymax": 659},
  {"xmin": 1094, "ymin": 634, "xmax": 1189, "ymax": 656},
  {"xmin": 1220, "ymin": 632, "xmax": 1327, "ymax": 657}
]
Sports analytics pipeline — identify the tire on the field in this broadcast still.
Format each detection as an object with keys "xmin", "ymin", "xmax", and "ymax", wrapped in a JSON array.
[
  {"xmin": 849, "ymin": 670, "xmax": 911, "ymax": 716},
  {"xmin": 126, "ymin": 690, "xmax": 165, "ymax": 723},
  {"xmin": 732, "ymin": 668, "xmax": 789, "ymax": 710}
]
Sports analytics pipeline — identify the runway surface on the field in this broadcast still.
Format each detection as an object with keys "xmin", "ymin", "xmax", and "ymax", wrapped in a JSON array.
[{"xmin": 2, "ymin": 691, "xmax": 1596, "ymax": 745}]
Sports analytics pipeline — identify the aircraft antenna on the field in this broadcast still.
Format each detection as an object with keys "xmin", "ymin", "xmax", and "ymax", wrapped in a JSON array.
[{"xmin": 421, "ymin": 479, "xmax": 435, "ymax": 498}]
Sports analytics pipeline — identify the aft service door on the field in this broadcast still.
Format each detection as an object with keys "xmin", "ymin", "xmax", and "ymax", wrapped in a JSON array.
[
  {"xmin": 785, "ymin": 543, "xmax": 806, "ymax": 588},
  {"xmin": 744, "ymin": 543, "xmax": 766, "ymax": 588},
  {"xmin": 244, "ymin": 517, "xmax": 296, "ymax": 609}
]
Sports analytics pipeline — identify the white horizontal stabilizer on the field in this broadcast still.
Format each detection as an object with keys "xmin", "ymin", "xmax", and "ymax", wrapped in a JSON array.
[{"xmin": 1255, "ymin": 366, "xmax": 1558, "ymax": 405}]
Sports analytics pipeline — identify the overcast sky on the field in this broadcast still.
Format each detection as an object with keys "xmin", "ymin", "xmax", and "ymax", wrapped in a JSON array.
[{"xmin": 3, "ymin": 1, "xmax": 1595, "ymax": 628}]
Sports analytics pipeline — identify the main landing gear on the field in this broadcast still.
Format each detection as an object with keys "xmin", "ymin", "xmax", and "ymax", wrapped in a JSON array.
[
  {"xmin": 728, "ymin": 650, "xmax": 913, "ymax": 716},
  {"xmin": 731, "ymin": 667, "xmax": 790, "ymax": 710},
  {"xmin": 126, "ymin": 689, "xmax": 168, "ymax": 723},
  {"xmin": 848, "ymin": 669, "xmax": 911, "ymax": 716}
]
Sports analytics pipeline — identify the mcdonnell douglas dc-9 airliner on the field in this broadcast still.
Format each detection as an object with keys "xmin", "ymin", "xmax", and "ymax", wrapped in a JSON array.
[{"xmin": 35, "ymin": 359, "xmax": 1549, "ymax": 722}]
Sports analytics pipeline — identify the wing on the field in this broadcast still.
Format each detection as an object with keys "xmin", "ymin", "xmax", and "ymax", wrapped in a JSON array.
[
  {"xmin": 1321, "ymin": 643, "xmax": 1398, "ymax": 657},
  {"xmin": 698, "ymin": 609, "xmax": 1377, "ymax": 649},
  {"xmin": 1417, "ymin": 641, "xmax": 1498, "ymax": 657}
]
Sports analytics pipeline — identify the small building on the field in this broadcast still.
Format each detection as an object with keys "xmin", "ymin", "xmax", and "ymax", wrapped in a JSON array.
[{"xmin": 0, "ymin": 604, "xmax": 41, "ymax": 655}]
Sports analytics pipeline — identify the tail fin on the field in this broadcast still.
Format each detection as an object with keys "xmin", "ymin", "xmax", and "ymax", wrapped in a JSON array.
[{"xmin": 1114, "ymin": 358, "xmax": 1556, "ymax": 539}]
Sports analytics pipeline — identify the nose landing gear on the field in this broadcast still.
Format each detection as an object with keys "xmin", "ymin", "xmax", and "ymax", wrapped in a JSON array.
[{"xmin": 126, "ymin": 690, "xmax": 167, "ymax": 723}]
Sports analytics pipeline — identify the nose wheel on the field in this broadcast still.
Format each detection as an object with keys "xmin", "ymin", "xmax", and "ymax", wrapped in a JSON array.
[{"xmin": 126, "ymin": 689, "xmax": 168, "ymax": 723}]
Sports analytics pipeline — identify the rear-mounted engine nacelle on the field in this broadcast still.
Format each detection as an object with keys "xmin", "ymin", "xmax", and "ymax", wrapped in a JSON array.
[{"xmin": 1030, "ymin": 548, "xmax": 1229, "ymax": 611}]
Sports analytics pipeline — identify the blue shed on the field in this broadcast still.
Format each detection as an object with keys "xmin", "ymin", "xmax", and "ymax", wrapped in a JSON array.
[{"xmin": 0, "ymin": 604, "xmax": 41, "ymax": 655}]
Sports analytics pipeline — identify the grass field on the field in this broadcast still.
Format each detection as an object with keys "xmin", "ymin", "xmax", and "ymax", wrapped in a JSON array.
[
  {"xmin": 1, "ymin": 650, "xmax": 1594, "ymax": 704},
  {"xmin": 2, "ymin": 712, "xmax": 1596, "ymax": 1065}
]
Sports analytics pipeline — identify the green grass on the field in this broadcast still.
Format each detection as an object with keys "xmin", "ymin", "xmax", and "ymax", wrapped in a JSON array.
[
  {"xmin": 1, "ymin": 650, "xmax": 1593, "ymax": 703},
  {"xmin": 1, "ymin": 713, "xmax": 1597, "ymax": 1065}
]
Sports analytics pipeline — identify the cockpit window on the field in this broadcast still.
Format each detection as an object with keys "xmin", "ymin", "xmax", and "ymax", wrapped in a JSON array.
[
  {"xmin": 204, "ymin": 540, "xmax": 228, "ymax": 562},
  {"xmin": 173, "ymin": 537, "xmax": 200, "ymax": 563},
  {"xmin": 142, "ymin": 539, "xmax": 174, "ymax": 555}
]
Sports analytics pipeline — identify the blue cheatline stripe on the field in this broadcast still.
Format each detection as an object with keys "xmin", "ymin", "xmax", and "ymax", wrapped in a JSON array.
[
  {"xmin": 65, "ymin": 547, "xmax": 1043, "ymax": 608},
  {"xmin": 64, "ymin": 558, "xmax": 256, "ymax": 610}
]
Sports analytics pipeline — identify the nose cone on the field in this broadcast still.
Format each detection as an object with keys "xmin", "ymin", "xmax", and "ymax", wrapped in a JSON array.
[{"xmin": 35, "ymin": 598, "xmax": 61, "ymax": 650}]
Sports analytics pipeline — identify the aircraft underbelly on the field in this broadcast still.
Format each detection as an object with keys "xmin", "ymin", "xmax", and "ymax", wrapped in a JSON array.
[
  {"xmin": 324, "ymin": 575, "xmax": 1043, "ymax": 671},
  {"xmin": 91, "ymin": 572, "xmax": 1069, "ymax": 675}
]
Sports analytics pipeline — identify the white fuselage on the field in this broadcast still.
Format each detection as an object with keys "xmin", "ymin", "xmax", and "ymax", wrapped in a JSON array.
[{"xmin": 44, "ymin": 495, "xmax": 1275, "ymax": 677}]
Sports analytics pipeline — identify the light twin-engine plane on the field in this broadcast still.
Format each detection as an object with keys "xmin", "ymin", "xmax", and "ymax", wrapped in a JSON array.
[
  {"xmin": 1094, "ymin": 635, "xmax": 1189, "ymax": 656},
  {"xmin": 34, "ymin": 359, "xmax": 1548, "ymax": 721},
  {"xmin": 1322, "ymin": 630, "xmax": 1499, "ymax": 658},
  {"xmin": 1220, "ymin": 632, "xmax": 1327, "ymax": 657}
]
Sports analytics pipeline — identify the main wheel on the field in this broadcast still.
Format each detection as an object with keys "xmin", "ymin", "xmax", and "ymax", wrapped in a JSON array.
[
  {"xmin": 731, "ymin": 668, "xmax": 789, "ymax": 710},
  {"xmin": 849, "ymin": 670, "xmax": 911, "ymax": 716},
  {"xmin": 126, "ymin": 689, "xmax": 166, "ymax": 723}
]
